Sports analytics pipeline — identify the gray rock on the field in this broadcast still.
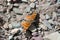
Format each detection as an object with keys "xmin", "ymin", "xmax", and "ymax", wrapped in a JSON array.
[
  {"xmin": 24, "ymin": 6, "xmax": 31, "ymax": 12},
  {"xmin": 42, "ymin": 20, "xmax": 52, "ymax": 29},
  {"xmin": 11, "ymin": 21, "xmax": 20, "ymax": 28},
  {"xmin": 57, "ymin": 13, "xmax": 60, "ymax": 16},
  {"xmin": 13, "ymin": 8, "xmax": 23, "ymax": 14},
  {"xmin": 57, "ymin": 0, "xmax": 60, "ymax": 3},
  {"xmin": 0, "ymin": 0, "xmax": 4, "ymax": 4},
  {"xmin": 31, "ymin": 34, "xmax": 43, "ymax": 40}
]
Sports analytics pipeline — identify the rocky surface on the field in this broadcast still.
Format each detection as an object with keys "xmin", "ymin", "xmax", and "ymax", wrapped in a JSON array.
[{"xmin": 0, "ymin": 0, "xmax": 60, "ymax": 40}]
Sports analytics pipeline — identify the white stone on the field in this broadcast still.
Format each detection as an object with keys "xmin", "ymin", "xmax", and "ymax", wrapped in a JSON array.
[
  {"xmin": 7, "ymin": 3, "xmax": 10, "ymax": 5},
  {"xmin": 30, "ymin": 0, "xmax": 36, "ymax": 2},
  {"xmin": 22, "ymin": 0, "xmax": 28, "ymax": 2},
  {"xmin": 48, "ymin": 20, "xmax": 54, "ymax": 24},
  {"xmin": 39, "ymin": 24, "xmax": 47, "ymax": 30},
  {"xmin": 9, "ymin": 35, "xmax": 13, "ymax": 40},
  {"xmin": 45, "ymin": 14, "xmax": 50, "ymax": 19},
  {"xmin": 7, "ymin": 0, "xmax": 11, "ymax": 1},
  {"xmin": 31, "ymin": 29, "xmax": 37, "ymax": 32},
  {"xmin": 44, "ymin": 32, "xmax": 60, "ymax": 40},
  {"xmin": 29, "ymin": 3, "xmax": 35, "ymax": 8},
  {"xmin": 11, "ymin": 28, "xmax": 19, "ymax": 35},
  {"xmin": 19, "ymin": 28, "xmax": 23, "ymax": 32},
  {"xmin": 14, "ymin": 3, "xmax": 19, "ymax": 6}
]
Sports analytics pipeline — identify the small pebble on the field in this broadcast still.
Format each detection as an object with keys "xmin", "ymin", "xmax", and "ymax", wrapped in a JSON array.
[
  {"xmin": 22, "ymin": 0, "xmax": 28, "ymax": 2},
  {"xmin": 10, "ymin": 28, "xmax": 19, "ymax": 35},
  {"xmin": 29, "ymin": 3, "xmax": 35, "ymax": 8},
  {"xmin": 42, "ymin": 20, "xmax": 52, "ymax": 29}
]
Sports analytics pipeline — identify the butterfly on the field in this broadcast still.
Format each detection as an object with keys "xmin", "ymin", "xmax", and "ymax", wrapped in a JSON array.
[{"xmin": 21, "ymin": 11, "xmax": 37, "ymax": 31}]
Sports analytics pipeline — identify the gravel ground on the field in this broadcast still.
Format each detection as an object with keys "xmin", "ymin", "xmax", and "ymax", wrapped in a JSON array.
[{"xmin": 0, "ymin": 0, "xmax": 60, "ymax": 40}]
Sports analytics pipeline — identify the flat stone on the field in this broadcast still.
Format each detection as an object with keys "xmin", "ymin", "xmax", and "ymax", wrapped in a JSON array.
[
  {"xmin": 22, "ymin": 38, "xmax": 27, "ymax": 40},
  {"xmin": 11, "ymin": 21, "xmax": 20, "ymax": 28},
  {"xmin": 9, "ymin": 35, "xmax": 13, "ymax": 40},
  {"xmin": 7, "ymin": 0, "xmax": 11, "ymax": 1},
  {"xmin": 10, "ymin": 28, "xmax": 19, "ymax": 35},
  {"xmin": 48, "ymin": 19, "xmax": 54, "ymax": 24},
  {"xmin": 31, "ymin": 35, "xmax": 43, "ymax": 40},
  {"xmin": 22, "ymin": 0, "xmax": 28, "ymax": 2},
  {"xmin": 10, "ymin": 18, "xmax": 16, "ymax": 22},
  {"xmin": 14, "ymin": 3, "xmax": 19, "ymax": 7},
  {"xmin": 42, "ymin": 20, "xmax": 52, "ymax": 29},
  {"xmin": 30, "ymin": 0, "xmax": 36, "ymax": 2},
  {"xmin": 13, "ymin": 8, "xmax": 23, "ymax": 14},
  {"xmin": 57, "ymin": 13, "xmax": 60, "ymax": 17},
  {"xmin": 43, "ymin": 32, "xmax": 60, "ymax": 40},
  {"xmin": 29, "ymin": 3, "xmax": 35, "ymax": 8},
  {"xmin": 40, "ymin": 14, "xmax": 45, "ymax": 20},
  {"xmin": 45, "ymin": 14, "xmax": 50, "ymax": 19},
  {"xmin": 57, "ymin": 0, "xmax": 60, "ymax": 3},
  {"xmin": 24, "ymin": 6, "xmax": 31, "ymax": 12},
  {"xmin": 39, "ymin": 24, "xmax": 47, "ymax": 30},
  {"xmin": 32, "ymin": 32, "xmax": 38, "ymax": 36},
  {"xmin": 16, "ymin": 15, "xmax": 22, "ymax": 21},
  {"xmin": 54, "ymin": 21, "xmax": 60, "ymax": 25}
]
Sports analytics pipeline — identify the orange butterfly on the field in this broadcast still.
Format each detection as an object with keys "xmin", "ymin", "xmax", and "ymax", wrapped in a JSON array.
[{"xmin": 21, "ymin": 11, "xmax": 37, "ymax": 31}]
